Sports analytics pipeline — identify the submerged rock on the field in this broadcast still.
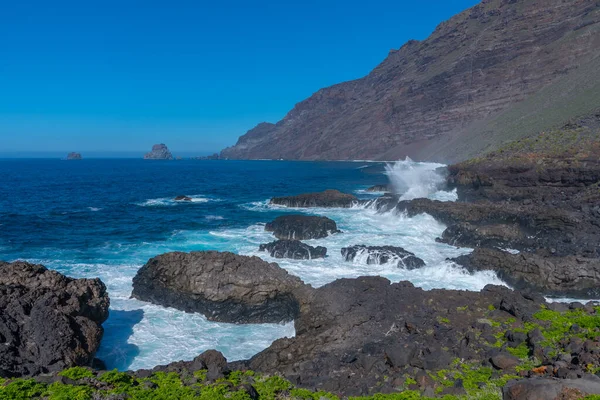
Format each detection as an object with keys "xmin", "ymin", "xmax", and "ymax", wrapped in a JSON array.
[
  {"xmin": 0, "ymin": 261, "xmax": 109, "ymax": 378},
  {"xmin": 453, "ymin": 248, "xmax": 600, "ymax": 299},
  {"xmin": 174, "ymin": 195, "xmax": 193, "ymax": 202},
  {"xmin": 66, "ymin": 152, "xmax": 82, "ymax": 160},
  {"xmin": 270, "ymin": 189, "xmax": 357, "ymax": 208},
  {"xmin": 341, "ymin": 245, "xmax": 425, "ymax": 269},
  {"xmin": 131, "ymin": 251, "xmax": 311, "ymax": 324},
  {"xmin": 259, "ymin": 240, "xmax": 327, "ymax": 260},
  {"xmin": 265, "ymin": 215, "xmax": 340, "ymax": 240},
  {"xmin": 366, "ymin": 184, "xmax": 391, "ymax": 193},
  {"xmin": 144, "ymin": 144, "xmax": 174, "ymax": 160}
]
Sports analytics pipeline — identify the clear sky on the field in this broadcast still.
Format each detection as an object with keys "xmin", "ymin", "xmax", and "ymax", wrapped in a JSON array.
[{"xmin": 0, "ymin": 0, "xmax": 479, "ymax": 156}]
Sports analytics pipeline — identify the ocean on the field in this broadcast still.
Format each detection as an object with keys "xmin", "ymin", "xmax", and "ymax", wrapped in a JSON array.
[{"xmin": 0, "ymin": 158, "xmax": 503, "ymax": 371}]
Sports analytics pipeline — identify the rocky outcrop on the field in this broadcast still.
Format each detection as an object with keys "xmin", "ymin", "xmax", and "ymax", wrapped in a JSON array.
[
  {"xmin": 371, "ymin": 197, "xmax": 597, "ymax": 258},
  {"xmin": 259, "ymin": 240, "xmax": 327, "ymax": 260},
  {"xmin": 341, "ymin": 245, "xmax": 425, "ymax": 269},
  {"xmin": 174, "ymin": 195, "xmax": 192, "ymax": 202},
  {"xmin": 134, "ymin": 350, "xmax": 230, "ymax": 382},
  {"xmin": 220, "ymin": 0, "xmax": 600, "ymax": 162},
  {"xmin": 265, "ymin": 215, "xmax": 340, "ymax": 240},
  {"xmin": 0, "ymin": 261, "xmax": 109, "ymax": 378},
  {"xmin": 131, "ymin": 251, "xmax": 310, "ymax": 324},
  {"xmin": 66, "ymin": 152, "xmax": 82, "ymax": 160},
  {"xmin": 503, "ymin": 377, "xmax": 600, "ymax": 400},
  {"xmin": 144, "ymin": 144, "xmax": 173, "ymax": 160},
  {"xmin": 270, "ymin": 190, "xmax": 357, "ymax": 208},
  {"xmin": 453, "ymin": 248, "xmax": 600, "ymax": 299},
  {"xmin": 246, "ymin": 277, "xmax": 550, "ymax": 395}
]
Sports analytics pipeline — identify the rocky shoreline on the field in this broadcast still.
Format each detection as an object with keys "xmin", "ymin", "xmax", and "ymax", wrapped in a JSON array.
[{"xmin": 2, "ymin": 125, "xmax": 600, "ymax": 399}]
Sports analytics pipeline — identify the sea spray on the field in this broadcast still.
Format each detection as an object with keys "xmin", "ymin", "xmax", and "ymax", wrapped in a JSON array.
[{"xmin": 384, "ymin": 157, "xmax": 448, "ymax": 200}]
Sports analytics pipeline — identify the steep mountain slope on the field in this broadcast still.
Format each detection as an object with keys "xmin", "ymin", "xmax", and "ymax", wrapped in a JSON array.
[{"xmin": 221, "ymin": 0, "xmax": 600, "ymax": 162}]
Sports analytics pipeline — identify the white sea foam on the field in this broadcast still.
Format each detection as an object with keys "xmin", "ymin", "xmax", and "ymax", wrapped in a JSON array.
[
  {"xmin": 88, "ymin": 207, "xmax": 102, "ymax": 212},
  {"xmin": 239, "ymin": 199, "xmax": 285, "ymax": 212},
  {"xmin": 385, "ymin": 157, "xmax": 450, "ymax": 200},
  {"xmin": 213, "ymin": 208, "xmax": 503, "ymax": 291}
]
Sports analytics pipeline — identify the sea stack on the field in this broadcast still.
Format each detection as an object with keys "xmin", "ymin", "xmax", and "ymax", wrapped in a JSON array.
[
  {"xmin": 66, "ymin": 152, "xmax": 82, "ymax": 160},
  {"xmin": 144, "ymin": 144, "xmax": 174, "ymax": 160}
]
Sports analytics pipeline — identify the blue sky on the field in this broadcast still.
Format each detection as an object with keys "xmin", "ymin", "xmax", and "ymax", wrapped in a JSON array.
[{"xmin": 0, "ymin": 0, "xmax": 478, "ymax": 155}]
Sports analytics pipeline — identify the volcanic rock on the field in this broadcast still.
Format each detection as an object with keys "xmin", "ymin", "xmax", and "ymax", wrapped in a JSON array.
[
  {"xmin": 270, "ymin": 190, "xmax": 357, "ymax": 208},
  {"xmin": 259, "ymin": 240, "xmax": 327, "ymax": 260},
  {"xmin": 144, "ymin": 144, "xmax": 174, "ymax": 160},
  {"xmin": 265, "ymin": 215, "xmax": 340, "ymax": 240},
  {"xmin": 372, "ymin": 197, "xmax": 596, "ymax": 258},
  {"xmin": 66, "ymin": 152, "xmax": 82, "ymax": 160},
  {"xmin": 247, "ymin": 277, "xmax": 544, "ymax": 395},
  {"xmin": 503, "ymin": 377, "xmax": 600, "ymax": 400},
  {"xmin": 453, "ymin": 248, "xmax": 600, "ymax": 299},
  {"xmin": 341, "ymin": 245, "xmax": 425, "ymax": 269},
  {"xmin": 366, "ymin": 184, "xmax": 391, "ymax": 193},
  {"xmin": 174, "ymin": 195, "xmax": 193, "ymax": 202},
  {"xmin": 0, "ymin": 261, "xmax": 109, "ymax": 377},
  {"xmin": 136, "ymin": 350, "xmax": 230, "ymax": 382},
  {"xmin": 490, "ymin": 352, "xmax": 520, "ymax": 370},
  {"xmin": 131, "ymin": 251, "xmax": 311, "ymax": 324}
]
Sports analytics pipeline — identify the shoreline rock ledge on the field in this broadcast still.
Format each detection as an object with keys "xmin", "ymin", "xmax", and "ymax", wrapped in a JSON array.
[
  {"xmin": 265, "ymin": 215, "xmax": 340, "ymax": 240},
  {"xmin": 0, "ymin": 261, "xmax": 109, "ymax": 377},
  {"xmin": 144, "ymin": 143, "xmax": 174, "ymax": 160},
  {"xmin": 131, "ymin": 251, "xmax": 312, "ymax": 324},
  {"xmin": 270, "ymin": 189, "xmax": 357, "ymax": 208}
]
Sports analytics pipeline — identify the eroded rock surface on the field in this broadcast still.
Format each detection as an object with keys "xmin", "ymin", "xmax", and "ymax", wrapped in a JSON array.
[
  {"xmin": 453, "ymin": 248, "xmax": 600, "ymax": 298},
  {"xmin": 265, "ymin": 215, "xmax": 340, "ymax": 240},
  {"xmin": 244, "ymin": 277, "xmax": 545, "ymax": 395},
  {"xmin": 503, "ymin": 377, "xmax": 600, "ymax": 400},
  {"xmin": 259, "ymin": 240, "xmax": 327, "ymax": 260},
  {"xmin": 131, "ymin": 251, "xmax": 311, "ymax": 323},
  {"xmin": 341, "ymin": 245, "xmax": 425, "ymax": 269},
  {"xmin": 0, "ymin": 261, "xmax": 109, "ymax": 378},
  {"xmin": 270, "ymin": 190, "xmax": 357, "ymax": 208}
]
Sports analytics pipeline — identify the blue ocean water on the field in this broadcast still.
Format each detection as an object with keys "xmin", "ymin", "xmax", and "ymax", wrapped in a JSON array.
[{"xmin": 0, "ymin": 159, "xmax": 503, "ymax": 371}]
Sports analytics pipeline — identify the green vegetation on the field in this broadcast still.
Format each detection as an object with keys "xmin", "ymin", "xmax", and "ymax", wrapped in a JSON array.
[
  {"xmin": 58, "ymin": 367, "xmax": 94, "ymax": 381},
  {"xmin": 0, "ymin": 368, "xmax": 514, "ymax": 400}
]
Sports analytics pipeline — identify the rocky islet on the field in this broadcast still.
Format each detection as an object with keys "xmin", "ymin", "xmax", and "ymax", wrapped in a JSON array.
[{"xmin": 143, "ymin": 143, "xmax": 174, "ymax": 160}]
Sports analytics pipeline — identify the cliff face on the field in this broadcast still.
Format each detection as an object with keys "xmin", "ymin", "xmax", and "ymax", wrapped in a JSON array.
[{"xmin": 221, "ymin": 0, "xmax": 600, "ymax": 162}]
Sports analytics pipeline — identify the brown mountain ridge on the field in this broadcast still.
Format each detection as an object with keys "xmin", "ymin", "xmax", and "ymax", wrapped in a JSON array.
[{"xmin": 221, "ymin": 0, "xmax": 600, "ymax": 163}]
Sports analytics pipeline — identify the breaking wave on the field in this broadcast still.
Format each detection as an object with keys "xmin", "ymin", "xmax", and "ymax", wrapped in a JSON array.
[{"xmin": 385, "ymin": 157, "xmax": 450, "ymax": 200}]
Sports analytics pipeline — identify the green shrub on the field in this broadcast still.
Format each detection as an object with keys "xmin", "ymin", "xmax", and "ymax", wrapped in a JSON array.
[
  {"xmin": 45, "ymin": 383, "xmax": 93, "ymax": 400},
  {"xmin": 58, "ymin": 367, "xmax": 94, "ymax": 381},
  {"xmin": 0, "ymin": 379, "xmax": 46, "ymax": 400}
]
